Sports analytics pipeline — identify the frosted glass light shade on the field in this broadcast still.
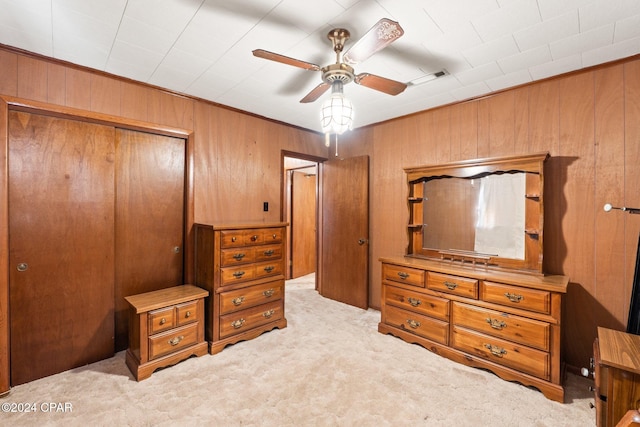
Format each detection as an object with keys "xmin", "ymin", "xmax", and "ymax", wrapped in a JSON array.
[{"xmin": 320, "ymin": 93, "xmax": 353, "ymax": 135}]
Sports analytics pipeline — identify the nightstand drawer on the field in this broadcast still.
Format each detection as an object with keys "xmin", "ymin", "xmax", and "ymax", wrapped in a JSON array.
[
  {"xmin": 148, "ymin": 323, "xmax": 199, "ymax": 361},
  {"xmin": 148, "ymin": 306, "xmax": 175, "ymax": 334},
  {"xmin": 176, "ymin": 301, "xmax": 199, "ymax": 326}
]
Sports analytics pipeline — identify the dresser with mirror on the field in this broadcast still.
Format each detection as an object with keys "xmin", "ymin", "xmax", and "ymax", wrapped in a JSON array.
[{"xmin": 378, "ymin": 152, "xmax": 569, "ymax": 402}]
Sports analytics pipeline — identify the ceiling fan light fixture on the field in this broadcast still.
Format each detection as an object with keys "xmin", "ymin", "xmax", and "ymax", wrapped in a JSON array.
[{"xmin": 320, "ymin": 82, "xmax": 353, "ymax": 135}]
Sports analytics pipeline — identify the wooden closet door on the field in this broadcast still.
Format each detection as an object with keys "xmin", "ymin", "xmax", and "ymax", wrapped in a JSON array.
[
  {"xmin": 114, "ymin": 129, "xmax": 185, "ymax": 351},
  {"xmin": 8, "ymin": 111, "xmax": 116, "ymax": 385}
]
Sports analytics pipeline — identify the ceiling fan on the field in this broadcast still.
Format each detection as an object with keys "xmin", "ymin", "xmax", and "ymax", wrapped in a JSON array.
[{"xmin": 252, "ymin": 18, "xmax": 407, "ymax": 103}]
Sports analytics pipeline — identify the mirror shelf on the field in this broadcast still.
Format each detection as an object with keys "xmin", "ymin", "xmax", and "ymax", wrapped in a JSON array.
[{"xmin": 405, "ymin": 152, "xmax": 549, "ymax": 275}]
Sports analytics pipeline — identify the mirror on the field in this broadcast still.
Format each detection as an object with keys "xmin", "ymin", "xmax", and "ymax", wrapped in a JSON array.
[
  {"xmin": 422, "ymin": 172, "xmax": 526, "ymax": 260},
  {"xmin": 405, "ymin": 153, "xmax": 548, "ymax": 274}
]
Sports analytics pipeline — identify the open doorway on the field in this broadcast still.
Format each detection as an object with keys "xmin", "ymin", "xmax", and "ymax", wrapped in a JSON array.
[{"xmin": 283, "ymin": 153, "xmax": 323, "ymax": 281}]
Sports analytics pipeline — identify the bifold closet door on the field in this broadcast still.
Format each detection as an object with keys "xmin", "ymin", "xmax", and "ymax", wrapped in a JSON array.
[
  {"xmin": 8, "ymin": 111, "xmax": 116, "ymax": 386},
  {"xmin": 113, "ymin": 129, "xmax": 185, "ymax": 351}
]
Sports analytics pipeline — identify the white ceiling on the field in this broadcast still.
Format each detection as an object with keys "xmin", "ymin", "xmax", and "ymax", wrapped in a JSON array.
[{"xmin": 2, "ymin": 0, "xmax": 640, "ymax": 133}]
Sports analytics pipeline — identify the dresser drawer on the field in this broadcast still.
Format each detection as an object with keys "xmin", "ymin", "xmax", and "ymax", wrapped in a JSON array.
[
  {"xmin": 481, "ymin": 281, "xmax": 551, "ymax": 314},
  {"xmin": 220, "ymin": 265, "xmax": 256, "ymax": 285},
  {"xmin": 385, "ymin": 305, "xmax": 449, "ymax": 345},
  {"xmin": 254, "ymin": 260, "xmax": 283, "ymax": 280},
  {"xmin": 220, "ymin": 229, "xmax": 247, "ymax": 248},
  {"xmin": 219, "ymin": 301, "xmax": 283, "ymax": 339},
  {"xmin": 451, "ymin": 326, "xmax": 549, "ymax": 380},
  {"xmin": 148, "ymin": 323, "xmax": 199, "ymax": 361},
  {"xmin": 382, "ymin": 263, "xmax": 425, "ymax": 288},
  {"xmin": 220, "ymin": 281, "xmax": 284, "ymax": 314},
  {"xmin": 148, "ymin": 306, "xmax": 175, "ymax": 334},
  {"xmin": 451, "ymin": 302, "xmax": 549, "ymax": 351},
  {"xmin": 221, "ymin": 247, "xmax": 256, "ymax": 266},
  {"xmin": 255, "ymin": 244, "xmax": 283, "ymax": 262},
  {"xmin": 260, "ymin": 228, "xmax": 284, "ymax": 244},
  {"xmin": 384, "ymin": 285, "xmax": 449, "ymax": 322},
  {"xmin": 428, "ymin": 272, "xmax": 478, "ymax": 299},
  {"xmin": 176, "ymin": 301, "xmax": 199, "ymax": 326}
]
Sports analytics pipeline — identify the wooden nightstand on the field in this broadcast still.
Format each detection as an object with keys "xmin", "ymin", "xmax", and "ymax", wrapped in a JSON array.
[
  {"xmin": 125, "ymin": 285, "xmax": 209, "ymax": 381},
  {"xmin": 593, "ymin": 327, "xmax": 640, "ymax": 427}
]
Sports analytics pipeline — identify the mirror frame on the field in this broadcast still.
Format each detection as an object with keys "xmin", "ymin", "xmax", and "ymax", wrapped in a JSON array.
[{"xmin": 404, "ymin": 152, "xmax": 549, "ymax": 274}]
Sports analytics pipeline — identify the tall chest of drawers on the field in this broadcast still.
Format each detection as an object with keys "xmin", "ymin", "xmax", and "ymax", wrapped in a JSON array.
[
  {"xmin": 379, "ymin": 256, "xmax": 568, "ymax": 402},
  {"xmin": 194, "ymin": 223, "xmax": 288, "ymax": 354}
]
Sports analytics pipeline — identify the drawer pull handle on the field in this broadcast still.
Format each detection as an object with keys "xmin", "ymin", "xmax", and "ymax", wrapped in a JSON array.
[
  {"xmin": 251, "ymin": 235, "xmax": 258, "ymax": 242},
  {"xmin": 264, "ymin": 265, "xmax": 274, "ymax": 273},
  {"xmin": 406, "ymin": 319, "xmax": 421, "ymax": 329},
  {"xmin": 263, "ymin": 309, "xmax": 275, "ymax": 318},
  {"xmin": 486, "ymin": 318, "xmax": 506, "ymax": 330},
  {"xmin": 233, "ymin": 253, "xmax": 245, "ymax": 260},
  {"xmin": 504, "ymin": 292, "xmax": 523, "ymax": 303},
  {"xmin": 168, "ymin": 335, "xmax": 184, "ymax": 346},
  {"xmin": 159, "ymin": 318, "xmax": 166, "ymax": 325},
  {"xmin": 232, "ymin": 296, "xmax": 245, "ymax": 306},
  {"xmin": 263, "ymin": 289, "xmax": 275, "ymax": 297},
  {"xmin": 397, "ymin": 272, "xmax": 409, "ymax": 279},
  {"xmin": 264, "ymin": 249, "xmax": 274, "ymax": 256},
  {"xmin": 444, "ymin": 281, "xmax": 458, "ymax": 290},
  {"xmin": 185, "ymin": 311, "xmax": 191, "ymax": 318},
  {"xmin": 407, "ymin": 297, "xmax": 421, "ymax": 307},
  {"xmin": 233, "ymin": 271, "xmax": 245, "ymax": 278},
  {"xmin": 231, "ymin": 319, "xmax": 245, "ymax": 329},
  {"xmin": 231, "ymin": 237, "xmax": 237, "ymax": 242},
  {"xmin": 484, "ymin": 343, "xmax": 507, "ymax": 357},
  {"xmin": 272, "ymin": 234, "xmax": 277, "ymax": 239}
]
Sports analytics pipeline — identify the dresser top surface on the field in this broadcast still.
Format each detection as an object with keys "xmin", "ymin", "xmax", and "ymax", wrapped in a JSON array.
[
  {"xmin": 380, "ymin": 255, "xmax": 569, "ymax": 293},
  {"xmin": 598, "ymin": 327, "xmax": 640, "ymax": 374},
  {"xmin": 196, "ymin": 222, "xmax": 288, "ymax": 230},
  {"xmin": 125, "ymin": 285, "xmax": 209, "ymax": 314}
]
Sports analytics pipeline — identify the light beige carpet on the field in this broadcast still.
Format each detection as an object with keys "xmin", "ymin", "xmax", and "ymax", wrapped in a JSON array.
[{"xmin": 3, "ymin": 274, "xmax": 595, "ymax": 426}]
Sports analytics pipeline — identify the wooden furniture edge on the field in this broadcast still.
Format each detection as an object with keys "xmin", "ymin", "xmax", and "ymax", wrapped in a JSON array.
[
  {"xmin": 380, "ymin": 256, "xmax": 569, "ymax": 293},
  {"xmin": 378, "ymin": 322, "xmax": 565, "ymax": 402},
  {"xmin": 209, "ymin": 318, "xmax": 287, "ymax": 355},
  {"xmin": 125, "ymin": 341, "xmax": 208, "ymax": 381},
  {"xmin": 124, "ymin": 285, "xmax": 208, "ymax": 314}
]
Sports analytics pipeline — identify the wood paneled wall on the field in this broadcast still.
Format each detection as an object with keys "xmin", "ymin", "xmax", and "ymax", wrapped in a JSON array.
[
  {"xmin": 0, "ymin": 47, "xmax": 327, "ymax": 227},
  {"xmin": 363, "ymin": 56, "xmax": 640, "ymax": 370},
  {"xmin": 3, "ymin": 44, "xmax": 640, "ymax": 372}
]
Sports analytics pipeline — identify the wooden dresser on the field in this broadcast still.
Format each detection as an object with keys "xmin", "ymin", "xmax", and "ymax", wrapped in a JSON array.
[
  {"xmin": 194, "ymin": 223, "xmax": 287, "ymax": 354},
  {"xmin": 379, "ymin": 256, "xmax": 568, "ymax": 402},
  {"xmin": 593, "ymin": 327, "xmax": 640, "ymax": 427},
  {"xmin": 124, "ymin": 285, "xmax": 209, "ymax": 381}
]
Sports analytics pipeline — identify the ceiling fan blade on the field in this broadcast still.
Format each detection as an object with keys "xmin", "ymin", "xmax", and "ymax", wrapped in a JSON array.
[
  {"xmin": 252, "ymin": 49, "xmax": 321, "ymax": 71},
  {"xmin": 355, "ymin": 73, "xmax": 407, "ymax": 96},
  {"xmin": 300, "ymin": 82, "xmax": 331, "ymax": 103},
  {"xmin": 343, "ymin": 18, "xmax": 404, "ymax": 65}
]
